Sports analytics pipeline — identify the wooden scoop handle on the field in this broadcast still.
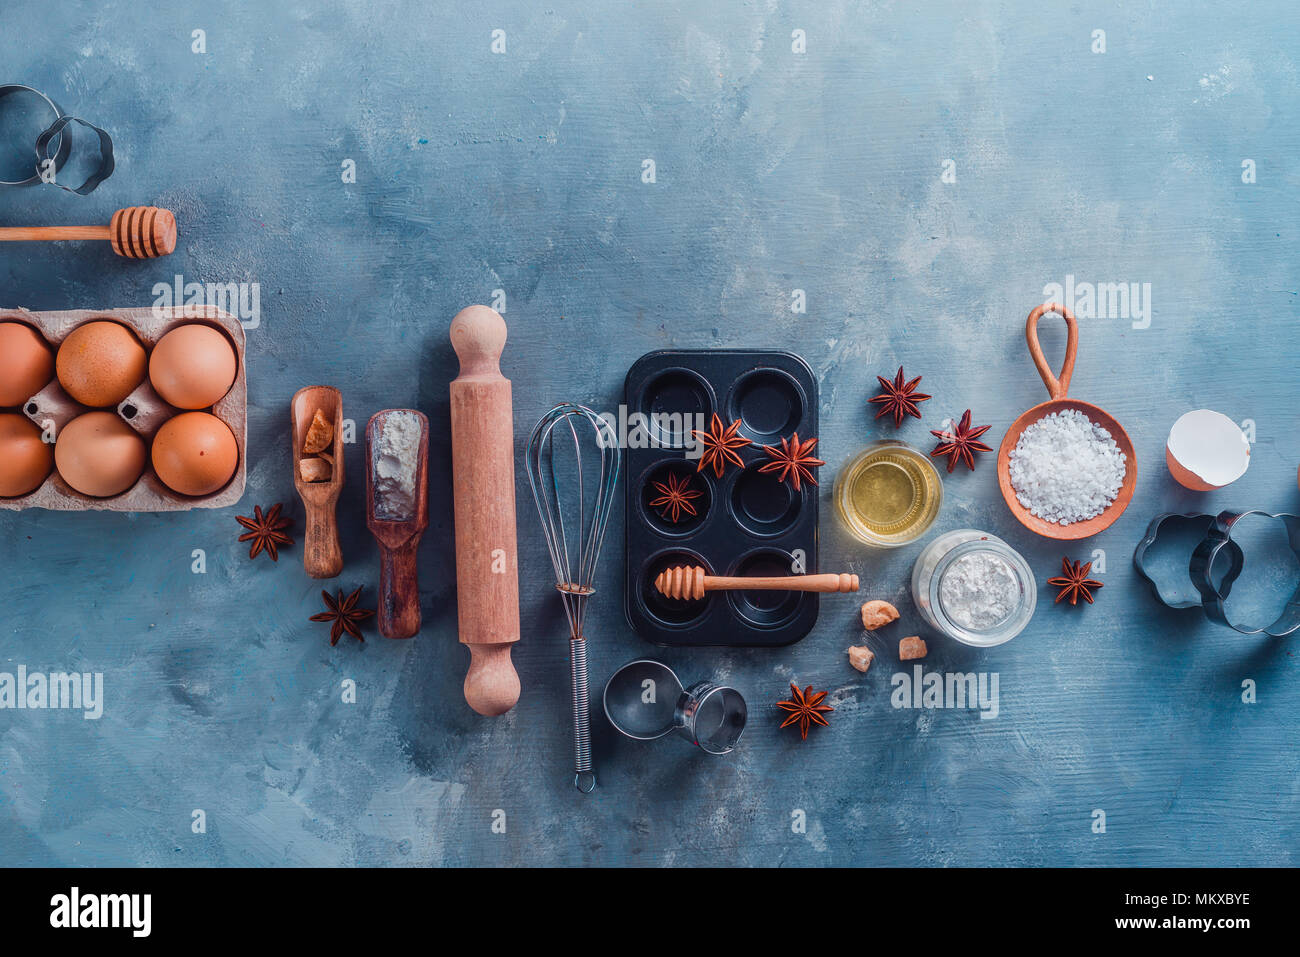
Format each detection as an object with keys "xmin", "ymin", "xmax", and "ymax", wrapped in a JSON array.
[
  {"xmin": 1025, "ymin": 302, "xmax": 1078, "ymax": 400},
  {"xmin": 0, "ymin": 206, "xmax": 176, "ymax": 258},
  {"xmin": 302, "ymin": 500, "xmax": 343, "ymax": 579},
  {"xmin": 377, "ymin": 539, "xmax": 421, "ymax": 639},
  {"xmin": 654, "ymin": 565, "xmax": 859, "ymax": 601}
]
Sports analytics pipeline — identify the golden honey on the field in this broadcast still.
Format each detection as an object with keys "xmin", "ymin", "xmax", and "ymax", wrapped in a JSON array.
[{"xmin": 834, "ymin": 441, "xmax": 943, "ymax": 547}]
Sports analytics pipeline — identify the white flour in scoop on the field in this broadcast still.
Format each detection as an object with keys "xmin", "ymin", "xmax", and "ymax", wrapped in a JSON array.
[{"xmin": 372, "ymin": 411, "xmax": 421, "ymax": 521}]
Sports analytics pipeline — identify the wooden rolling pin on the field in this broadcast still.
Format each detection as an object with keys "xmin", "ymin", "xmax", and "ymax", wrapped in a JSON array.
[
  {"xmin": 655, "ymin": 565, "xmax": 859, "ymax": 601},
  {"xmin": 0, "ymin": 206, "xmax": 176, "ymax": 258},
  {"xmin": 449, "ymin": 305, "xmax": 521, "ymax": 716}
]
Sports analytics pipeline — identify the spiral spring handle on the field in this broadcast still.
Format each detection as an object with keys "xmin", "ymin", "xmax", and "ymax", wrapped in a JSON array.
[{"xmin": 571, "ymin": 638, "xmax": 595, "ymax": 793}]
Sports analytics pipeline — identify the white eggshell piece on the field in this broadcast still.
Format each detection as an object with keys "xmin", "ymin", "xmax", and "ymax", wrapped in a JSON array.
[{"xmin": 1167, "ymin": 409, "xmax": 1250, "ymax": 488}]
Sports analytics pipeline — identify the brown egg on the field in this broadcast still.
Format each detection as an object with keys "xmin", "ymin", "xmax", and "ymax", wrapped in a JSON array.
[
  {"xmin": 55, "ymin": 411, "xmax": 147, "ymax": 498},
  {"xmin": 56, "ymin": 320, "xmax": 147, "ymax": 407},
  {"xmin": 149, "ymin": 324, "xmax": 238, "ymax": 409},
  {"xmin": 0, "ymin": 413, "xmax": 53, "ymax": 497},
  {"xmin": 0, "ymin": 322, "xmax": 55, "ymax": 406},
  {"xmin": 151, "ymin": 412, "xmax": 238, "ymax": 496}
]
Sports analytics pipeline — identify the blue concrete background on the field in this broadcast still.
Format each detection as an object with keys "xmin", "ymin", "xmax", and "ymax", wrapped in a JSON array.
[{"xmin": 1, "ymin": 0, "xmax": 1297, "ymax": 866}]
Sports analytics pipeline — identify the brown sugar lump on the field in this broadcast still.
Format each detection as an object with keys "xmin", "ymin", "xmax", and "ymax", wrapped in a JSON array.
[
  {"xmin": 847, "ymin": 645, "xmax": 875, "ymax": 673},
  {"xmin": 861, "ymin": 599, "xmax": 900, "ymax": 630},
  {"xmin": 899, "ymin": 636, "xmax": 928, "ymax": 660},
  {"xmin": 303, "ymin": 408, "xmax": 334, "ymax": 454},
  {"xmin": 299, "ymin": 457, "xmax": 332, "ymax": 483}
]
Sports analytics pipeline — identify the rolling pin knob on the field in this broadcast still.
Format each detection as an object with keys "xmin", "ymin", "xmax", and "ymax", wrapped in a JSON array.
[
  {"xmin": 450, "ymin": 304, "xmax": 507, "ymax": 375},
  {"xmin": 464, "ymin": 644, "xmax": 521, "ymax": 717}
]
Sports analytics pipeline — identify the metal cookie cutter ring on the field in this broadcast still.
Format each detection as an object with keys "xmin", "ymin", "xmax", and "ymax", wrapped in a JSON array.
[
  {"xmin": 1191, "ymin": 510, "xmax": 1300, "ymax": 637},
  {"xmin": 1133, "ymin": 512, "xmax": 1239, "ymax": 610},
  {"xmin": 34, "ymin": 114, "xmax": 115, "ymax": 194},
  {"xmin": 0, "ymin": 84, "xmax": 70, "ymax": 186},
  {"xmin": 0, "ymin": 83, "xmax": 113, "ymax": 193},
  {"xmin": 603, "ymin": 659, "xmax": 747, "ymax": 755}
]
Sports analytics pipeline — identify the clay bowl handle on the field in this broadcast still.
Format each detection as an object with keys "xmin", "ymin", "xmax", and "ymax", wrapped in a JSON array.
[{"xmin": 1025, "ymin": 302, "xmax": 1078, "ymax": 401}]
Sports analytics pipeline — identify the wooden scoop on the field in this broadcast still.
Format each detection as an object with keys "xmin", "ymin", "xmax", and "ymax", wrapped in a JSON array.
[
  {"xmin": 655, "ymin": 565, "xmax": 859, "ymax": 601},
  {"xmin": 0, "ymin": 206, "xmax": 176, "ymax": 258},
  {"xmin": 365, "ymin": 410, "xmax": 429, "ymax": 639},
  {"xmin": 291, "ymin": 386, "xmax": 344, "ymax": 579}
]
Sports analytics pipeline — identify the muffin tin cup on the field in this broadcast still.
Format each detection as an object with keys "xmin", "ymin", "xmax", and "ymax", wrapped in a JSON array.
[
  {"xmin": 0, "ymin": 305, "xmax": 247, "ymax": 511},
  {"xmin": 625, "ymin": 350, "xmax": 820, "ymax": 647}
]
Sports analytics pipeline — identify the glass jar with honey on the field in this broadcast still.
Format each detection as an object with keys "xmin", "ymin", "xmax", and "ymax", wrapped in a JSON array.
[{"xmin": 833, "ymin": 440, "xmax": 942, "ymax": 547}]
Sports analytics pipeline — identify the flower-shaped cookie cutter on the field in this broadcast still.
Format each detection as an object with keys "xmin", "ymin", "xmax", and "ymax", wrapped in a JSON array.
[{"xmin": 1134, "ymin": 510, "xmax": 1300, "ymax": 636}]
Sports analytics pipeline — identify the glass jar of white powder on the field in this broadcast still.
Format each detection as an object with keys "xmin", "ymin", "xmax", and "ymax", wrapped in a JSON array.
[{"xmin": 911, "ymin": 529, "xmax": 1036, "ymax": 647}]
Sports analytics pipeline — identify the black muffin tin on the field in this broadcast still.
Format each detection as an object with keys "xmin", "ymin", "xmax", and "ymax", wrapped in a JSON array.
[{"xmin": 624, "ymin": 350, "xmax": 820, "ymax": 647}]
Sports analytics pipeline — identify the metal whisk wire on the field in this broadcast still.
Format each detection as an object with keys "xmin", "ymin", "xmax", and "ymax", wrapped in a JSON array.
[{"xmin": 526, "ymin": 403, "xmax": 621, "ymax": 793}]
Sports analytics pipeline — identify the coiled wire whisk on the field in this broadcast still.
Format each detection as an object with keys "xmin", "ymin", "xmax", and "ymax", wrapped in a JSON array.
[{"xmin": 526, "ymin": 403, "xmax": 620, "ymax": 793}]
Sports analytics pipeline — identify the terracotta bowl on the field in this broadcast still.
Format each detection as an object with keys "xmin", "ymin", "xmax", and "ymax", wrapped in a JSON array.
[{"xmin": 996, "ymin": 303, "xmax": 1137, "ymax": 541}]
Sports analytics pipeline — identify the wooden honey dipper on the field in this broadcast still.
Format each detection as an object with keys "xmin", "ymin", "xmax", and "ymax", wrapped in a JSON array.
[
  {"xmin": 655, "ymin": 565, "xmax": 859, "ymax": 601},
  {"xmin": 0, "ymin": 206, "xmax": 176, "ymax": 258}
]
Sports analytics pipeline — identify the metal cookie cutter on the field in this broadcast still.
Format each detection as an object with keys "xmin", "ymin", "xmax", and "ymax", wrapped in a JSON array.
[
  {"xmin": 1133, "ymin": 510, "xmax": 1300, "ymax": 636},
  {"xmin": 1192, "ymin": 511, "xmax": 1300, "ymax": 637},
  {"xmin": 0, "ymin": 83, "xmax": 113, "ymax": 194},
  {"xmin": 603, "ymin": 659, "xmax": 747, "ymax": 755}
]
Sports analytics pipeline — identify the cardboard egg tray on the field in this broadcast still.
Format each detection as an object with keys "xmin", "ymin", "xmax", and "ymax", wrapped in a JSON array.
[
  {"xmin": 624, "ymin": 349, "xmax": 820, "ymax": 647},
  {"xmin": 0, "ymin": 304, "xmax": 247, "ymax": 511}
]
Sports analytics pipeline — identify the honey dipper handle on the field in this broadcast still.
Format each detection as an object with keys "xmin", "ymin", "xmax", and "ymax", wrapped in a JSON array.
[
  {"xmin": 377, "ymin": 540, "xmax": 422, "ymax": 639},
  {"xmin": 1025, "ymin": 302, "xmax": 1078, "ymax": 401},
  {"xmin": 0, "ymin": 225, "xmax": 111, "ymax": 242},
  {"xmin": 706, "ymin": 573, "xmax": 859, "ymax": 593}
]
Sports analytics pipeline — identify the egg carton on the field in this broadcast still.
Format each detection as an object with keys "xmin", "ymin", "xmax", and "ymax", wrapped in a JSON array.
[{"xmin": 0, "ymin": 304, "xmax": 247, "ymax": 511}]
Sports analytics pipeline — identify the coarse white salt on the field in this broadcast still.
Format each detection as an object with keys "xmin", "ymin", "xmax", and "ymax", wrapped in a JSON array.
[{"xmin": 1008, "ymin": 408, "xmax": 1126, "ymax": 525}]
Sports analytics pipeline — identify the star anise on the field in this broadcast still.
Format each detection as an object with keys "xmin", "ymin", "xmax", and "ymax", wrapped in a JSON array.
[
  {"xmin": 870, "ymin": 366, "xmax": 931, "ymax": 427},
  {"xmin": 235, "ymin": 504, "xmax": 294, "ymax": 561},
  {"xmin": 758, "ymin": 432, "xmax": 825, "ymax": 491},
  {"xmin": 776, "ymin": 682, "xmax": 834, "ymax": 740},
  {"xmin": 930, "ymin": 409, "xmax": 993, "ymax": 472},
  {"xmin": 311, "ymin": 586, "xmax": 375, "ymax": 645},
  {"xmin": 1047, "ymin": 558, "xmax": 1104, "ymax": 606},
  {"xmin": 691, "ymin": 413, "xmax": 751, "ymax": 478},
  {"xmin": 649, "ymin": 472, "xmax": 703, "ymax": 523}
]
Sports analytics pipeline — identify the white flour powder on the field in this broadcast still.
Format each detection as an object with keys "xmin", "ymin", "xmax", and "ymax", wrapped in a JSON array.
[
  {"xmin": 939, "ymin": 551, "xmax": 1019, "ymax": 631},
  {"xmin": 373, "ymin": 411, "xmax": 422, "ymax": 521}
]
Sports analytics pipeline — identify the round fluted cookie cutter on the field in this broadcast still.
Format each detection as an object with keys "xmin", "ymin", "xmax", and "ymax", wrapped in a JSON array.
[
  {"xmin": 0, "ymin": 83, "xmax": 113, "ymax": 193},
  {"xmin": 1133, "ymin": 510, "xmax": 1299, "ymax": 636}
]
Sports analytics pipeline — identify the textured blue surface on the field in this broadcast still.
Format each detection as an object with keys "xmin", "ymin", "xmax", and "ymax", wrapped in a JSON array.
[{"xmin": 1, "ymin": 0, "xmax": 1298, "ymax": 867}]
